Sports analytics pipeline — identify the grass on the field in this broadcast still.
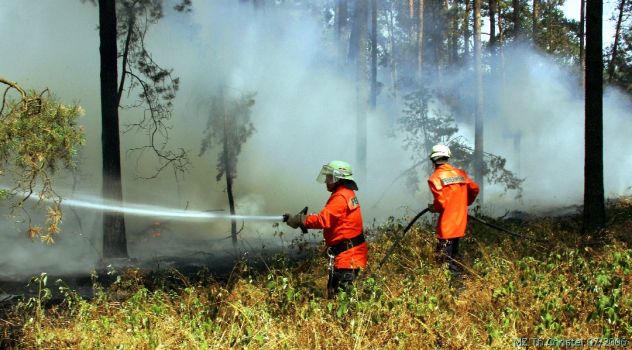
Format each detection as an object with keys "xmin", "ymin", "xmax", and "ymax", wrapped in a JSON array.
[{"xmin": 2, "ymin": 198, "xmax": 632, "ymax": 349}]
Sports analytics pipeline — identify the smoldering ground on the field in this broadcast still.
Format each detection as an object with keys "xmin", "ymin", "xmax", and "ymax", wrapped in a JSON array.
[{"xmin": 0, "ymin": 1, "xmax": 631, "ymax": 279}]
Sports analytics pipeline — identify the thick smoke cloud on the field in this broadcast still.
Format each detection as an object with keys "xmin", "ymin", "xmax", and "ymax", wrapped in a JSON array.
[
  {"xmin": 479, "ymin": 47, "xmax": 632, "ymax": 211},
  {"xmin": 0, "ymin": 1, "xmax": 630, "ymax": 278}
]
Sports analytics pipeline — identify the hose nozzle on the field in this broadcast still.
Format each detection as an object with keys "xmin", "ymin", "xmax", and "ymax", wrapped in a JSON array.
[{"xmin": 283, "ymin": 207, "xmax": 308, "ymax": 233}]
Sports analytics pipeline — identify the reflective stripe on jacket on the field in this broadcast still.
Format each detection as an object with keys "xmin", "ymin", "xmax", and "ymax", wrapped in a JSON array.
[
  {"xmin": 427, "ymin": 163, "xmax": 480, "ymax": 239},
  {"xmin": 304, "ymin": 186, "xmax": 367, "ymax": 269}
]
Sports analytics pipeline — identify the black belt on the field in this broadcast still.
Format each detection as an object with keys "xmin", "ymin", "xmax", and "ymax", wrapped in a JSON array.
[{"xmin": 328, "ymin": 233, "xmax": 366, "ymax": 256}]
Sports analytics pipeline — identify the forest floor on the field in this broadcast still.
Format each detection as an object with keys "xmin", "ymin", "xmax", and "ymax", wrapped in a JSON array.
[{"xmin": 1, "ymin": 197, "xmax": 631, "ymax": 349}]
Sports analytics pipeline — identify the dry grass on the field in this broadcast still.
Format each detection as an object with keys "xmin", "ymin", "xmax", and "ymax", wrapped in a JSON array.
[{"xmin": 3, "ymin": 199, "xmax": 632, "ymax": 349}]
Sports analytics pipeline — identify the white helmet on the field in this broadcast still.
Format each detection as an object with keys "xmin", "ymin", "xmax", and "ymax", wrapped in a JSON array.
[{"xmin": 429, "ymin": 144, "xmax": 451, "ymax": 163}]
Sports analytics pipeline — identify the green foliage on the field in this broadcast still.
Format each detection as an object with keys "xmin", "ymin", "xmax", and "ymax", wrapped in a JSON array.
[
  {"xmin": 531, "ymin": 0, "xmax": 580, "ymax": 63},
  {"xmin": 0, "ymin": 91, "xmax": 84, "ymax": 178},
  {"xmin": 5, "ymin": 201, "xmax": 632, "ymax": 348},
  {"xmin": 400, "ymin": 89, "xmax": 459, "ymax": 160},
  {"xmin": 490, "ymin": 0, "xmax": 580, "ymax": 63},
  {"xmin": 399, "ymin": 88, "xmax": 523, "ymax": 197},
  {"xmin": 0, "ymin": 81, "xmax": 85, "ymax": 242}
]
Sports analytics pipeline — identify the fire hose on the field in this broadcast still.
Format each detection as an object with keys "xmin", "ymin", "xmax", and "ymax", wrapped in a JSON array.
[
  {"xmin": 377, "ymin": 208, "xmax": 431, "ymax": 269},
  {"xmin": 377, "ymin": 209, "xmax": 547, "ymax": 270},
  {"xmin": 467, "ymin": 214, "xmax": 548, "ymax": 243}
]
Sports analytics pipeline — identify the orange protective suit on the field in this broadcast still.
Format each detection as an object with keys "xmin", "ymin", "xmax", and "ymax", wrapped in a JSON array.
[
  {"xmin": 427, "ymin": 163, "xmax": 480, "ymax": 239},
  {"xmin": 304, "ymin": 186, "xmax": 367, "ymax": 269}
]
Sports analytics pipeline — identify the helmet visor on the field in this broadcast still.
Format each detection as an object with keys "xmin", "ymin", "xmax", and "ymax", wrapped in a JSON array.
[
  {"xmin": 316, "ymin": 165, "xmax": 332, "ymax": 183},
  {"xmin": 316, "ymin": 165, "xmax": 350, "ymax": 183}
]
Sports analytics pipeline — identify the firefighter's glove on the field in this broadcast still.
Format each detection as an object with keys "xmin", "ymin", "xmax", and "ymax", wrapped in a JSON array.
[
  {"xmin": 427, "ymin": 203, "xmax": 436, "ymax": 213},
  {"xmin": 284, "ymin": 213, "xmax": 306, "ymax": 229}
]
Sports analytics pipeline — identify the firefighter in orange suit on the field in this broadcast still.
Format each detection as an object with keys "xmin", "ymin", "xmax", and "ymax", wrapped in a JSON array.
[
  {"xmin": 285, "ymin": 160, "xmax": 367, "ymax": 298},
  {"xmin": 427, "ymin": 144, "xmax": 479, "ymax": 276}
]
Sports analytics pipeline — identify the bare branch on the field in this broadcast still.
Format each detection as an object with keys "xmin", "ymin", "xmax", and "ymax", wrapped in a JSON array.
[
  {"xmin": 118, "ymin": 14, "xmax": 135, "ymax": 105},
  {"xmin": 0, "ymin": 78, "xmax": 27, "ymax": 98},
  {"xmin": 112, "ymin": 2, "xmax": 190, "ymax": 180}
]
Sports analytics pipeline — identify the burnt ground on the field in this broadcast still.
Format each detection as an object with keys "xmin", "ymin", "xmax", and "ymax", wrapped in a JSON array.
[
  {"xmin": 0, "ymin": 242, "xmax": 319, "ymax": 313},
  {"xmin": 3, "ymin": 200, "xmax": 630, "ymax": 348},
  {"xmin": 3, "ymin": 201, "xmax": 630, "ymax": 308},
  {"xmin": 0, "ymin": 251, "xmax": 242, "ymax": 349}
]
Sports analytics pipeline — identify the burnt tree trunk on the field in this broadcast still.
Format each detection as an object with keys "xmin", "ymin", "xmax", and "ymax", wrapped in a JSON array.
[
  {"xmin": 584, "ymin": 0, "xmax": 605, "ymax": 233},
  {"xmin": 99, "ymin": 0, "xmax": 128, "ymax": 259}
]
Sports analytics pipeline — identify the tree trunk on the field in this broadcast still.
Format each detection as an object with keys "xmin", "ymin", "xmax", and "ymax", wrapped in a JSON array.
[
  {"xmin": 532, "ymin": 0, "xmax": 540, "ymax": 44},
  {"xmin": 336, "ymin": 0, "xmax": 348, "ymax": 40},
  {"xmin": 463, "ymin": 0, "xmax": 471, "ymax": 62},
  {"xmin": 608, "ymin": 0, "xmax": 626, "ymax": 82},
  {"xmin": 336, "ymin": 0, "xmax": 348, "ymax": 60},
  {"xmin": 431, "ymin": 0, "xmax": 446, "ymax": 84},
  {"xmin": 386, "ymin": 5, "xmax": 398, "ymax": 101},
  {"xmin": 580, "ymin": 0, "xmax": 586, "ymax": 86},
  {"xmin": 512, "ymin": 0, "xmax": 521, "ymax": 40},
  {"xmin": 498, "ymin": 2, "xmax": 504, "ymax": 45},
  {"xmin": 473, "ymin": 0, "xmax": 484, "ymax": 202},
  {"xmin": 347, "ymin": 0, "xmax": 361, "ymax": 62},
  {"xmin": 498, "ymin": 0, "xmax": 506, "ymax": 82},
  {"xmin": 417, "ymin": 0, "xmax": 425, "ymax": 83},
  {"xmin": 370, "ymin": 0, "xmax": 378, "ymax": 109},
  {"xmin": 225, "ymin": 159, "xmax": 237, "ymax": 245},
  {"xmin": 513, "ymin": 132, "xmax": 522, "ymax": 177},
  {"xmin": 488, "ymin": 0, "xmax": 497, "ymax": 137},
  {"xmin": 355, "ymin": 0, "xmax": 369, "ymax": 181},
  {"xmin": 489, "ymin": 0, "xmax": 497, "ymax": 48},
  {"xmin": 584, "ymin": 0, "xmax": 605, "ymax": 233},
  {"xmin": 218, "ymin": 90, "xmax": 237, "ymax": 245},
  {"xmin": 546, "ymin": 1, "xmax": 553, "ymax": 51},
  {"xmin": 449, "ymin": 0, "xmax": 459, "ymax": 65},
  {"xmin": 99, "ymin": 0, "xmax": 128, "ymax": 259}
]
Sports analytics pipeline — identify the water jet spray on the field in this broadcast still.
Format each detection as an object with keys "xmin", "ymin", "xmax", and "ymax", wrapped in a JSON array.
[{"xmin": 3, "ymin": 186, "xmax": 286, "ymax": 223}]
